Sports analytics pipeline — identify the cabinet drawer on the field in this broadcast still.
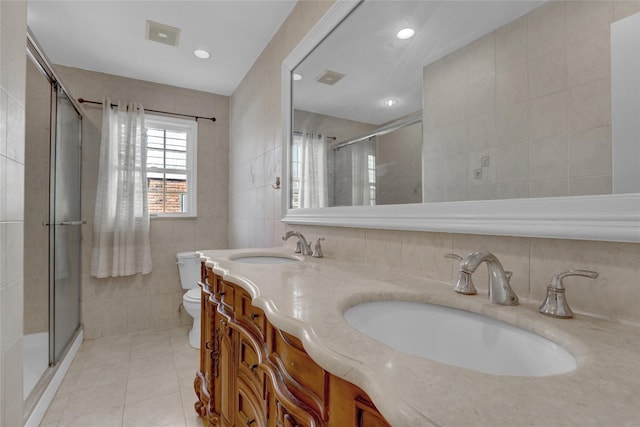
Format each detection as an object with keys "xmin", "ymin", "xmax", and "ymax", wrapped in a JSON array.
[
  {"xmin": 220, "ymin": 281, "xmax": 236, "ymax": 310},
  {"xmin": 268, "ymin": 382, "xmax": 317, "ymax": 427},
  {"xmin": 236, "ymin": 289, "xmax": 266, "ymax": 339},
  {"xmin": 237, "ymin": 378, "xmax": 267, "ymax": 427},
  {"xmin": 238, "ymin": 329, "xmax": 265, "ymax": 399},
  {"xmin": 271, "ymin": 330, "xmax": 327, "ymax": 419}
]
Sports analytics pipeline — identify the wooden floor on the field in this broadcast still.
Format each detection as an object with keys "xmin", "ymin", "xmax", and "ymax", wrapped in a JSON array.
[{"xmin": 40, "ymin": 326, "xmax": 204, "ymax": 427}]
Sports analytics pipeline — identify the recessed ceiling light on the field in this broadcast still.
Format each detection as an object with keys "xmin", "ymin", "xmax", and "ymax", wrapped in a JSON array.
[
  {"xmin": 383, "ymin": 99, "xmax": 398, "ymax": 107},
  {"xmin": 396, "ymin": 28, "xmax": 415, "ymax": 40},
  {"xmin": 293, "ymin": 73, "xmax": 303, "ymax": 81},
  {"xmin": 194, "ymin": 49, "xmax": 210, "ymax": 59}
]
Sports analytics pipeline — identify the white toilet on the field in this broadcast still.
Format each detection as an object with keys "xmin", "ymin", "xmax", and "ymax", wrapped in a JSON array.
[{"xmin": 177, "ymin": 251, "xmax": 202, "ymax": 349}]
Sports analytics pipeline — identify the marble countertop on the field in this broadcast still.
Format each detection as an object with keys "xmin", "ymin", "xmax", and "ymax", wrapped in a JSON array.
[{"xmin": 199, "ymin": 247, "xmax": 640, "ymax": 427}]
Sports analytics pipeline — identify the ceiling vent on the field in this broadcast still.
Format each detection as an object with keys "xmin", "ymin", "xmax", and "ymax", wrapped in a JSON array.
[
  {"xmin": 145, "ymin": 20, "xmax": 181, "ymax": 47},
  {"xmin": 316, "ymin": 70, "xmax": 346, "ymax": 86}
]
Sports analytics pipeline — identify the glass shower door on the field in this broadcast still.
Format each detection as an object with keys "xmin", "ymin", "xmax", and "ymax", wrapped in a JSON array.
[{"xmin": 49, "ymin": 85, "xmax": 82, "ymax": 364}]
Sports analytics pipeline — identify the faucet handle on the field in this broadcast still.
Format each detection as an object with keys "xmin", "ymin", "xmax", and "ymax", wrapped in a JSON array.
[
  {"xmin": 445, "ymin": 253, "xmax": 477, "ymax": 295},
  {"xmin": 294, "ymin": 240, "xmax": 302, "ymax": 254},
  {"xmin": 444, "ymin": 253, "xmax": 463, "ymax": 261},
  {"xmin": 312, "ymin": 238, "xmax": 325, "ymax": 258},
  {"xmin": 539, "ymin": 269, "xmax": 599, "ymax": 318}
]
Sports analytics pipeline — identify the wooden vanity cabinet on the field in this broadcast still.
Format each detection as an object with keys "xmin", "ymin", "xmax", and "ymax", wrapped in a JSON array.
[{"xmin": 194, "ymin": 266, "xmax": 390, "ymax": 427}]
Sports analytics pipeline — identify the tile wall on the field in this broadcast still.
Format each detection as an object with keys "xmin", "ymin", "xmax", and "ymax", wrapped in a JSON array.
[
  {"xmin": 54, "ymin": 66, "xmax": 230, "ymax": 339},
  {"xmin": 230, "ymin": 0, "xmax": 640, "ymax": 325},
  {"xmin": 228, "ymin": 1, "xmax": 334, "ymax": 248},
  {"xmin": 423, "ymin": 1, "xmax": 635, "ymax": 202},
  {"xmin": 23, "ymin": 58, "xmax": 51, "ymax": 335},
  {"xmin": 0, "ymin": 1, "xmax": 27, "ymax": 425}
]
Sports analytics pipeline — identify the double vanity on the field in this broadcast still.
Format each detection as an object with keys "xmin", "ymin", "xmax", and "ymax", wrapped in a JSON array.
[{"xmin": 193, "ymin": 246, "xmax": 639, "ymax": 426}]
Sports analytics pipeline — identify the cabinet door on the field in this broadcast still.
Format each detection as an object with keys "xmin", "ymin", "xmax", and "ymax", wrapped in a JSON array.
[
  {"xmin": 195, "ymin": 270, "xmax": 215, "ymax": 419},
  {"xmin": 218, "ymin": 313, "xmax": 236, "ymax": 427}
]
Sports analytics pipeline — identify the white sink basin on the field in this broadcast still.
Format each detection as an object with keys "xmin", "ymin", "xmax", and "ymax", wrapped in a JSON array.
[
  {"xmin": 229, "ymin": 254, "xmax": 301, "ymax": 264},
  {"xmin": 344, "ymin": 301, "xmax": 576, "ymax": 377}
]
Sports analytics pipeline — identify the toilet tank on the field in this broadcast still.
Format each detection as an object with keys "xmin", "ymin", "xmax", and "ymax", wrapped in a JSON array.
[{"xmin": 177, "ymin": 251, "xmax": 201, "ymax": 290}]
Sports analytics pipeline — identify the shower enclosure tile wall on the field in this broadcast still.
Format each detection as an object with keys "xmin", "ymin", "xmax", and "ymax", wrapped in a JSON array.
[
  {"xmin": 0, "ymin": 1, "xmax": 28, "ymax": 425},
  {"xmin": 24, "ymin": 59, "xmax": 50, "ymax": 336}
]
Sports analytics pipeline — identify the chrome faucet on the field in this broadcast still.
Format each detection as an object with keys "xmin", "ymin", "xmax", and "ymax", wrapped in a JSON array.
[
  {"xmin": 459, "ymin": 251, "xmax": 518, "ymax": 306},
  {"xmin": 281, "ymin": 231, "xmax": 312, "ymax": 255}
]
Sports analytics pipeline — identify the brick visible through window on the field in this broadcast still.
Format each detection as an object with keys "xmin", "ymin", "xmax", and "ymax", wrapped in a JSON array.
[{"xmin": 145, "ymin": 114, "xmax": 197, "ymax": 216}]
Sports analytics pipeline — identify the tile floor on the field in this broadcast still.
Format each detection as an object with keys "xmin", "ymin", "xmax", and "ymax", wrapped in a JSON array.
[{"xmin": 40, "ymin": 326, "xmax": 205, "ymax": 427}]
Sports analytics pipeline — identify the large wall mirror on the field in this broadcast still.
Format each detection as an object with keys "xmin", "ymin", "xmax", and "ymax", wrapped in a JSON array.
[{"xmin": 281, "ymin": 0, "xmax": 640, "ymax": 243}]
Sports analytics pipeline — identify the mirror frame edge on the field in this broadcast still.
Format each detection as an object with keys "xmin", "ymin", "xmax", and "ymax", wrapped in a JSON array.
[{"xmin": 281, "ymin": 0, "xmax": 640, "ymax": 244}]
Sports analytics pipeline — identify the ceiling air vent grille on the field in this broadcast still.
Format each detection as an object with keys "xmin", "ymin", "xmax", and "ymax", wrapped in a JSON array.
[
  {"xmin": 316, "ymin": 70, "xmax": 346, "ymax": 86},
  {"xmin": 145, "ymin": 20, "xmax": 181, "ymax": 47}
]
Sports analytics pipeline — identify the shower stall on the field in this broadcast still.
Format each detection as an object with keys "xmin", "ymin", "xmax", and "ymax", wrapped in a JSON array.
[{"xmin": 23, "ymin": 32, "xmax": 83, "ymax": 424}]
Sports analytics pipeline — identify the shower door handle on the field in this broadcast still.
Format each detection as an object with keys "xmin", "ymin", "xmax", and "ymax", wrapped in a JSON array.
[
  {"xmin": 60, "ymin": 220, "xmax": 86, "ymax": 226},
  {"xmin": 43, "ymin": 220, "xmax": 86, "ymax": 226}
]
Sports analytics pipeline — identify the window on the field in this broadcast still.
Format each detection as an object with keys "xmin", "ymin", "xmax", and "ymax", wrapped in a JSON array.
[
  {"xmin": 367, "ymin": 153, "xmax": 376, "ymax": 205},
  {"xmin": 145, "ymin": 115, "xmax": 197, "ymax": 217},
  {"xmin": 291, "ymin": 135, "xmax": 301, "ymax": 208}
]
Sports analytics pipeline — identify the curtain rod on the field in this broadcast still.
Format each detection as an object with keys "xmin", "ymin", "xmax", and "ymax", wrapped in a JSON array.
[
  {"xmin": 333, "ymin": 111, "xmax": 422, "ymax": 151},
  {"xmin": 77, "ymin": 98, "xmax": 216, "ymax": 123},
  {"xmin": 293, "ymin": 130, "xmax": 336, "ymax": 140}
]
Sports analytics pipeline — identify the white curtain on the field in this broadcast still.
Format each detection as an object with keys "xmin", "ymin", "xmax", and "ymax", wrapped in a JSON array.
[
  {"xmin": 91, "ymin": 99, "xmax": 152, "ymax": 278},
  {"xmin": 351, "ymin": 138, "xmax": 376, "ymax": 206},
  {"xmin": 298, "ymin": 131, "xmax": 328, "ymax": 208}
]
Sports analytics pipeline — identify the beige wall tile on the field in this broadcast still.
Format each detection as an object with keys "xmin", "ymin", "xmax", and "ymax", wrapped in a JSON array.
[
  {"xmin": 567, "ymin": 30, "xmax": 611, "ymax": 88},
  {"xmin": 495, "ymin": 15, "xmax": 527, "ymax": 70},
  {"xmin": 443, "ymin": 153, "xmax": 468, "ymax": 189},
  {"xmin": 467, "ymin": 76, "xmax": 495, "ymax": 118},
  {"xmin": 496, "ymin": 142, "xmax": 529, "ymax": 183},
  {"xmin": 569, "ymin": 175, "xmax": 612, "ymax": 196},
  {"xmin": 443, "ymin": 120, "xmax": 468, "ymax": 155},
  {"xmin": 529, "ymin": 91, "xmax": 567, "ymax": 140},
  {"xmin": 496, "ymin": 61, "xmax": 528, "ymax": 108},
  {"xmin": 529, "ymin": 178, "xmax": 568, "ymax": 198},
  {"xmin": 527, "ymin": 1, "xmax": 566, "ymax": 59},
  {"xmin": 613, "ymin": 1, "xmax": 640, "ymax": 21},
  {"xmin": 466, "ymin": 32, "xmax": 495, "ymax": 83},
  {"xmin": 401, "ymin": 231, "xmax": 453, "ymax": 282},
  {"xmin": 529, "ymin": 134, "xmax": 568, "ymax": 180},
  {"xmin": 497, "ymin": 181, "xmax": 529, "ymax": 199},
  {"xmin": 569, "ymin": 125, "xmax": 612, "ymax": 177},
  {"xmin": 566, "ymin": 0, "xmax": 613, "ymax": 43},
  {"xmin": 364, "ymin": 229, "xmax": 402, "ymax": 270},
  {"xmin": 496, "ymin": 102, "xmax": 528, "ymax": 145},
  {"xmin": 569, "ymin": 77, "xmax": 611, "ymax": 132},
  {"xmin": 528, "ymin": 47, "xmax": 567, "ymax": 99},
  {"xmin": 468, "ymin": 113, "xmax": 495, "ymax": 152}
]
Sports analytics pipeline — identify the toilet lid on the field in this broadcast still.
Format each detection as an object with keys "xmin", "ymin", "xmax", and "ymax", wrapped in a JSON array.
[{"xmin": 184, "ymin": 287, "xmax": 201, "ymax": 302}]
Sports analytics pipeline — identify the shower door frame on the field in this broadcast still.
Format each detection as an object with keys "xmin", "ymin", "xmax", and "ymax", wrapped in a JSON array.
[
  {"xmin": 48, "ymin": 82, "xmax": 83, "ymax": 365},
  {"xmin": 27, "ymin": 32, "xmax": 85, "ymax": 367}
]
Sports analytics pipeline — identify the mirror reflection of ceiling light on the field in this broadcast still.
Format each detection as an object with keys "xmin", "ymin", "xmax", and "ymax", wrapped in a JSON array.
[
  {"xmin": 293, "ymin": 73, "xmax": 303, "ymax": 81},
  {"xmin": 396, "ymin": 28, "xmax": 415, "ymax": 39},
  {"xmin": 194, "ymin": 49, "xmax": 210, "ymax": 59},
  {"xmin": 383, "ymin": 99, "xmax": 398, "ymax": 107}
]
